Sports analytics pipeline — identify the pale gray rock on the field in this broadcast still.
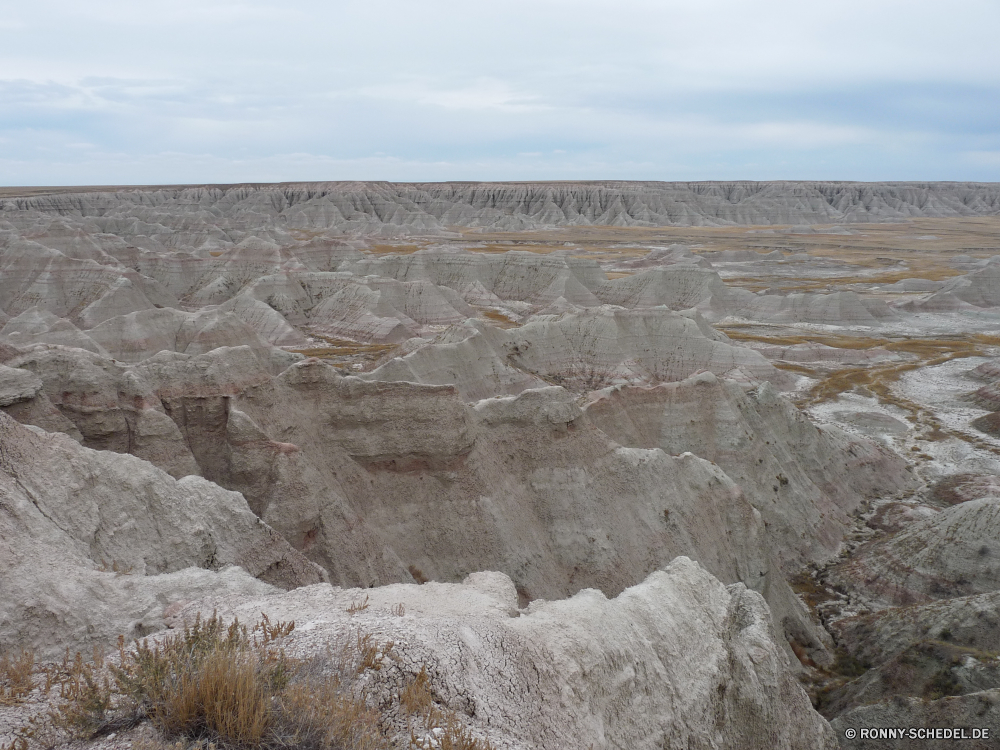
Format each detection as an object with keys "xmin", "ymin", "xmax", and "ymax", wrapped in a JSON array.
[
  {"xmin": 84, "ymin": 306, "xmax": 279, "ymax": 363},
  {"xmin": 969, "ymin": 358, "xmax": 1000, "ymax": 382},
  {"xmin": 746, "ymin": 342, "xmax": 902, "ymax": 366},
  {"xmin": 0, "ymin": 307, "xmax": 109, "ymax": 355},
  {"xmin": 0, "ymin": 364, "xmax": 41, "ymax": 406},
  {"xmin": 174, "ymin": 557, "xmax": 837, "ymax": 750},
  {"xmin": 347, "ymin": 248, "xmax": 607, "ymax": 307},
  {"xmin": 216, "ymin": 293, "xmax": 308, "ymax": 346},
  {"xmin": 903, "ymin": 265, "xmax": 1000, "ymax": 312},
  {"xmin": 602, "ymin": 244, "xmax": 712, "ymax": 271},
  {"xmin": 735, "ymin": 291, "xmax": 901, "ymax": 325},
  {"xmin": 831, "ymin": 691, "xmax": 1000, "ymax": 749},
  {"xmin": 827, "ymin": 496, "xmax": 1000, "ymax": 608},
  {"xmin": 0, "ymin": 411, "xmax": 326, "ymax": 657},
  {"xmin": 834, "ymin": 411, "xmax": 911, "ymax": 436},
  {"xmin": 833, "ymin": 591, "xmax": 1000, "ymax": 670},
  {"xmin": 6, "ymin": 181, "xmax": 1000, "ymax": 234},
  {"xmin": 1, "ymin": 344, "xmax": 816, "ymax": 659},
  {"xmin": 366, "ymin": 307, "xmax": 791, "ymax": 400},
  {"xmin": 880, "ymin": 278, "xmax": 946, "ymax": 292},
  {"xmin": 582, "ymin": 373, "xmax": 915, "ymax": 574},
  {"xmin": 596, "ymin": 265, "xmax": 752, "ymax": 311}
]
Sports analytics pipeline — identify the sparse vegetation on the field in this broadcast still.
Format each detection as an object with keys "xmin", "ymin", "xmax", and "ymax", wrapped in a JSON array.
[
  {"xmin": 478, "ymin": 309, "xmax": 519, "ymax": 328},
  {"xmin": 97, "ymin": 558, "xmax": 135, "ymax": 575},
  {"xmin": 0, "ymin": 649, "xmax": 34, "ymax": 705},
  {"xmin": 347, "ymin": 595, "xmax": 371, "ymax": 614},
  {"xmin": 2, "ymin": 613, "xmax": 497, "ymax": 750},
  {"xmin": 407, "ymin": 566, "xmax": 428, "ymax": 584}
]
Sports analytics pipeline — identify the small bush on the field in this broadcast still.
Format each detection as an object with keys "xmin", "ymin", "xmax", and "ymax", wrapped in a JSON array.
[
  {"xmin": 47, "ymin": 612, "xmax": 387, "ymax": 749},
  {"xmin": 8, "ymin": 612, "xmax": 498, "ymax": 750},
  {"xmin": 0, "ymin": 648, "xmax": 35, "ymax": 705}
]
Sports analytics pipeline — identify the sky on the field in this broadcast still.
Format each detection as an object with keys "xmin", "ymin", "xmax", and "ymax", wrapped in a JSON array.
[{"xmin": 1, "ymin": 0, "xmax": 999, "ymax": 185}]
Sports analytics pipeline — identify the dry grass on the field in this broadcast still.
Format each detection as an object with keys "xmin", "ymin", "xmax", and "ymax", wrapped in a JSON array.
[
  {"xmin": 723, "ymin": 329, "xmax": 1000, "ymax": 451},
  {"xmin": 400, "ymin": 667, "xmax": 494, "ymax": 750},
  {"xmin": 722, "ymin": 330, "xmax": 1000, "ymax": 409},
  {"xmin": 290, "ymin": 338, "xmax": 398, "ymax": 359},
  {"xmin": 0, "ymin": 650, "xmax": 34, "ymax": 706},
  {"xmin": 3, "ymin": 612, "xmax": 498, "ymax": 750},
  {"xmin": 289, "ymin": 335, "xmax": 399, "ymax": 372},
  {"xmin": 2, "ymin": 613, "xmax": 387, "ymax": 750},
  {"xmin": 478, "ymin": 309, "xmax": 519, "ymax": 328}
]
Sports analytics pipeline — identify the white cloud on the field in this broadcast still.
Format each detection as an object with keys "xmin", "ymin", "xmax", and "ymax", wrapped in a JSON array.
[{"xmin": 1, "ymin": 0, "xmax": 998, "ymax": 182}]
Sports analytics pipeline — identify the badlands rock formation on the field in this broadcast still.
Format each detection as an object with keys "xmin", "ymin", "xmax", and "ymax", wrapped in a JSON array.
[
  {"xmin": 3, "ymin": 181, "xmax": 1000, "ymax": 748},
  {"xmin": 0, "ymin": 411, "xmax": 324, "ymax": 658},
  {"xmin": 1, "ymin": 342, "xmax": 829, "ymax": 664},
  {"xmin": 364, "ymin": 307, "xmax": 791, "ymax": 399},
  {"xmin": 582, "ymin": 373, "xmax": 912, "ymax": 572},
  {"xmin": 4, "ymin": 181, "xmax": 1000, "ymax": 235},
  {"xmin": 826, "ymin": 496, "xmax": 1000, "ymax": 609},
  {"xmin": 168, "ymin": 557, "xmax": 836, "ymax": 750}
]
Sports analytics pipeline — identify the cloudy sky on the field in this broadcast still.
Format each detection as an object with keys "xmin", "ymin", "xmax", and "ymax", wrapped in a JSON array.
[{"xmin": 2, "ymin": 0, "xmax": 999, "ymax": 185}]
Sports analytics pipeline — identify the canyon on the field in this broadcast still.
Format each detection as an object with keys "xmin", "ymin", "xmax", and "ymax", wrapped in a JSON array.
[{"xmin": 2, "ymin": 181, "xmax": 1000, "ymax": 749}]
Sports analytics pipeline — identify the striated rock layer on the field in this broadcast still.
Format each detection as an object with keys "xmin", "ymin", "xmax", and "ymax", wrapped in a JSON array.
[
  {"xmin": 1, "ymin": 344, "xmax": 833, "ymax": 661},
  {"xmin": 0, "ymin": 411, "xmax": 325, "ymax": 657},
  {"xmin": 582, "ymin": 372, "xmax": 915, "ymax": 573},
  {"xmin": 172, "ymin": 557, "xmax": 838, "ymax": 750},
  {"xmin": 4, "ymin": 181, "xmax": 1000, "ymax": 234}
]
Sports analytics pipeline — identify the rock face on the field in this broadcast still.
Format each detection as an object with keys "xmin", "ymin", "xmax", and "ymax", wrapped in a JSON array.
[
  {"xmin": 8, "ymin": 181, "xmax": 969, "ymax": 745},
  {"xmin": 174, "ymin": 557, "xmax": 838, "ymax": 750},
  {"xmin": 818, "ymin": 591, "xmax": 1000, "ymax": 724},
  {"xmin": 0, "ymin": 411, "xmax": 325, "ymax": 656},
  {"xmin": 0, "ymin": 364, "xmax": 42, "ymax": 407},
  {"xmin": 582, "ymin": 372, "xmax": 915, "ymax": 573},
  {"xmin": 826, "ymin": 496, "xmax": 1000, "ymax": 609},
  {"xmin": 831, "ymin": 691, "xmax": 1000, "ymax": 749},
  {"xmin": 4, "ymin": 182, "xmax": 999, "ymax": 234},
  {"xmin": 0, "ymin": 344, "xmax": 830, "ymax": 660},
  {"xmin": 833, "ymin": 592, "xmax": 1000, "ymax": 671},
  {"xmin": 910, "ymin": 265, "xmax": 1000, "ymax": 311},
  {"xmin": 365, "ymin": 308, "xmax": 792, "ymax": 400}
]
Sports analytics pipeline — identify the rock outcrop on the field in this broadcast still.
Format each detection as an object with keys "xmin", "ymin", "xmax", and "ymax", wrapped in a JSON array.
[
  {"xmin": 832, "ymin": 691, "xmax": 1000, "ymax": 749},
  {"xmin": 826, "ymin": 496, "xmax": 1000, "ymax": 609},
  {"xmin": 0, "ymin": 344, "xmax": 827, "ymax": 658},
  {"xmin": 5, "ymin": 181, "xmax": 999, "ymax": 234},
  {"xmin": 582, "ymin": 372, "xmax": 915, "ymax": 573},
  {"xmin": 0, "ymin": 411, "xmax": 325, "ymax": 657},
  {"xmin": 172, "ymin": 557, "xmax": 837, "ymax": 750},
  {"xmin": 365, "ymin": 308, "xmax": 792, "ymax": 400}
]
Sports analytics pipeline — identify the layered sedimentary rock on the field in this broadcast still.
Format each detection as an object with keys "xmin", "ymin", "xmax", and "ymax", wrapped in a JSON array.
[
  {"xmin": 833, "ymin": 592, "xmax": 1000, "ymax": 672},
  {"xmin": 832, "ymin": 691, "xmax": 1000, "ymax": 750},
  {"xmin": 366, "ymin": 307, "xmax": 791, "ymax": 400},
  {"xmin": 582, "ymin": 372, "xmax": 914, "ymax": 573},
  {"xmin": 826, "ymin": 496, "xmax": 1000, "ymax": 609},
  {"xmin": 906, "ymin": 265, "xmax": 1000, "ymax": 311},
  {"xmin": 174, "ymin": 557, "xmax": 837, "ymax": 750},
  {"xmin": 0, "ymin": 412, "xmax": 325, "ymax": 656},
  {"xmin": 6, "ymin": 181, "xmax": 975, "ymax": 744},
  {"xmin": 5, "ymin": 181, "xmax": 999, "ymax": 234},
  {"xmin": 0, "ymin": 344, "xmax": 827, "ymax": 659}
]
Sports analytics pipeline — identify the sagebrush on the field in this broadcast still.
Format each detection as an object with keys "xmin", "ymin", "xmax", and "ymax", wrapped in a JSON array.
[{"xmin": 3, "ymin": 612, "xmax": 495, "ymax": 750}]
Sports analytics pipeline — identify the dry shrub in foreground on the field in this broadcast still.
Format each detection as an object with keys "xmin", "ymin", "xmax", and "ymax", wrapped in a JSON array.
[
  {"xmin": 6, "ymin": 612, "xmax": 495, "ymax": 750},
  {"xmin": 47, "ymin": 612, "xmax": 386, "ymax": 750},
  {"xmin": 0, "ymin": 649, "xmax": 35, "ymax": 705}
]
